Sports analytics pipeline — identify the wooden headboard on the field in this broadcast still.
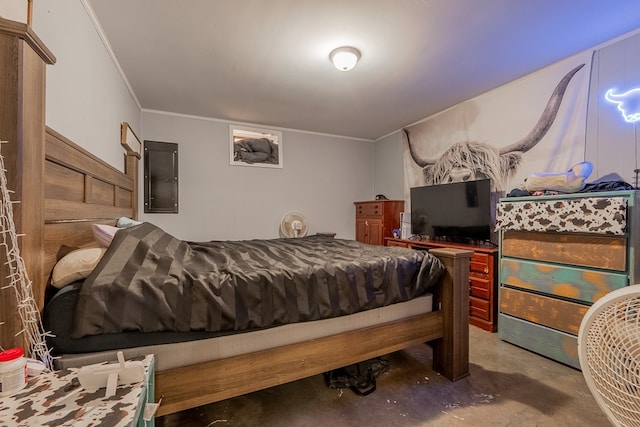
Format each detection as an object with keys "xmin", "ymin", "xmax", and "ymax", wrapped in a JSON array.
[
  {"xmin": 42, "ymin": 127, "xmax": 139, "ymax": 289},
  {"xmin": 0, "ymin": 127, "xmax": 138, "ymax": 350},
  {"xmin": 0, "ymin": 17, "xmax": 139, "ymax": 351}
]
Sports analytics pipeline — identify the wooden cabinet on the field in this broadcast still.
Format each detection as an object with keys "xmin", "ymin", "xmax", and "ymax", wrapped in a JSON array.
[
  {"xmin": 496, "ymin": 190, "xmax": 640, "ymax": 368},
  {"xmin": 354, "ymin": 200, "xmax": 404, "ymax": 245},
  {"xmin": 385, "ymin": 238, "xmax": 499, "ymax": 332}
]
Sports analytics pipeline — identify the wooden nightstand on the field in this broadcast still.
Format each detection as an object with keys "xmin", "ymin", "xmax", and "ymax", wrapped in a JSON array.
[{"xmin": 1, "ymin": 354, "xmax": 155, "ymax": 427}]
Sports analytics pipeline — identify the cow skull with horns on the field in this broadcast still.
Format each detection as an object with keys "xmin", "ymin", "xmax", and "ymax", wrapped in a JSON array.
[{"xmin": 404, "ymin": 63, "xmax": 585, "ymax": 192}]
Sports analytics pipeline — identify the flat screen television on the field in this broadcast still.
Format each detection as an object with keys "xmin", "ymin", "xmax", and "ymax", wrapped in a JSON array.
[{"xmin": 410, "ymin": 179, "xmax": 493, "ymax": 244}]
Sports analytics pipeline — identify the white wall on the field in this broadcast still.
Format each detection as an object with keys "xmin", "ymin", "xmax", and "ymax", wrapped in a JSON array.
[
  {"xmin": 373, "ymin": 131, "xmax": 404, "ymax": 201},
  {"xmin": 31, "ymin": 0, "xmax": 141, "ymax": 172},
  {"xmin": 373, "ymin": 132, "xmax": 404, "ymax": 202},
  {"xmin": 0, "ymin": 0, "xmax": 27, "ymax": 22},
  {"xmin": 28, "ymin": 0, "xmax": 374, "ymax": 241},
  {"xmin": 140, "ymin": 111, "xmax": 373, "ymax": 241}
]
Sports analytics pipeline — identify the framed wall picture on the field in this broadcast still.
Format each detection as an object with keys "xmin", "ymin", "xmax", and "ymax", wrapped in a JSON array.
[{"xmin": 229, "ymin": 125, "xmax": 283, "ymax": 168}]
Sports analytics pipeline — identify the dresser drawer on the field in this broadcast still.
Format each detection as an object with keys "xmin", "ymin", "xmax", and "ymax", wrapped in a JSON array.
[
  {"xmin": 356, "ymin": 202, "xmax": 383, "ymax": 217},
  {"xmin": 501, "ymin": 230, "xmax": 627, "ymax": 271},
  {"xmin": 470, "ymin": 296, "xmax": 490, "ymax": 321},
  {"xmin": 499, "ymin": 287, "xmax": 589, "ymax": 335},
  {"xmin": 386, "ymin": 239, "xmax": 409, "ymax": 248},
  {"xmin": 470, "ymin": 252, "xmax": 490, "ymax": 274},
  {"xmin": 470, "ymin": 274, "xmax": 490, "ymax": 299},
  {"xmin": 500, "ymin": 258, "xmax": 628, "ymax": 304},
  {"xmin": 498, "ymin": 314, "xmax": 579, "ymax": 369}
]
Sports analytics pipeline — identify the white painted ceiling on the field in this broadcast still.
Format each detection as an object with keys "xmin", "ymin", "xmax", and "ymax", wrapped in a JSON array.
[{"xmin": 87, "ymin": 0, "xmax": 640, "ymax": 141}]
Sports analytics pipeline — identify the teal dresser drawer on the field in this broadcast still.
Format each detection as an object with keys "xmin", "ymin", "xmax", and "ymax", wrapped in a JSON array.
[
  {"xmin": 500, "ymin": 258, "xmax": 628, "ymax": 304},
  {"xmin": 498, "ymin": 313, "xmax": 579, "ymax": 368}
]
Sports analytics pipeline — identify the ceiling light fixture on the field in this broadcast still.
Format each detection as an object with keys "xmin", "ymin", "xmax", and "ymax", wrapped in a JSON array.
[{"xmin": 329, "ymin": 46, "xmax": 361, "ymax": 71}]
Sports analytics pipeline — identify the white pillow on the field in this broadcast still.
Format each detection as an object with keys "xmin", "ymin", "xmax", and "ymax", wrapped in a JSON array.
[
  {"xmin": 51, "ymin": 247, "xmax": 107, "ymax": 289},
  {"xmin": 92, "ymin": 224, "xmax": 119, "ymax": 247},
  {"xmin": 117, "ymin": 216, "xmax": 143, "ymax": 228}
]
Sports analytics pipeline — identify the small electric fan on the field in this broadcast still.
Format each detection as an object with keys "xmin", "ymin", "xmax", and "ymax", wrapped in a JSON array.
[{"xmin": 280, "ymin": 211, "xmax": 308, "ymax": 238}]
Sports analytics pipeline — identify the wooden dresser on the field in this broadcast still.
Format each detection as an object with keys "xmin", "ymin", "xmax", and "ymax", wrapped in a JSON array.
[
  {"xmin": 496, "ymin": 190, "xmax": 640, "ymax": 368},
  {"xmin": 354, "ymin": 200, "xmax": 404, "ymax": 246},
  {"xmin": 386, "ymin": 238, "xmax": 499, "ymax": 332}
]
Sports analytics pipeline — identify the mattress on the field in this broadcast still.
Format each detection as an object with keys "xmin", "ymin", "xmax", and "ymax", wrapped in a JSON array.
[
  {"xmin": 53, "ymin": 293, "xmax": 433, "ymax": 371},
  {"xmin": 44, "ymin": 282, "xmax": 224, "ymax": 355}
]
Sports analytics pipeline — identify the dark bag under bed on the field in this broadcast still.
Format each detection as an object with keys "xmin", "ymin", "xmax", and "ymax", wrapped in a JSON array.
[{"xmin": 324, "ymin": 357, "xmax": 390, "ymax": 396}]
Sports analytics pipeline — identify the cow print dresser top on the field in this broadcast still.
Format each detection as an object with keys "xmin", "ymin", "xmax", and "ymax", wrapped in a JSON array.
[
  {"xmin": 0, "ymin": 354, "xmax": 153, "ymax": 427},
  {"xmin": 495, "ymin": 196, "xmax": 628, "ymax": 235}
]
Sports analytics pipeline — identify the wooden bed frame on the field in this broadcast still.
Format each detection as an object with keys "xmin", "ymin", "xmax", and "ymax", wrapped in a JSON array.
[{"xmin": 0, "ymin": 18, "xmax": 471, "ymax": 418}]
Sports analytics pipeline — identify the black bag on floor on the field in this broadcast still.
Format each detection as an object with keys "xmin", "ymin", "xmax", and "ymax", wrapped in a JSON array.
[{"xmin": 323, "ymin": 357, "xmax": 390, "ymax": 396}]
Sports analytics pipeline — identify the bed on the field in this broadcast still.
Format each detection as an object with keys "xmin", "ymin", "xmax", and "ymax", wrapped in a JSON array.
[
  {"xmin": 0, "ymin": 17, "xmax": 478, "ymax": 419},
  {"xmin": 3, "ymin": 124, "xmax": 472, "ymax": 418},
  {"xmin": 0, "ymin": 20, "xmax": 474, "ymax": 418}
]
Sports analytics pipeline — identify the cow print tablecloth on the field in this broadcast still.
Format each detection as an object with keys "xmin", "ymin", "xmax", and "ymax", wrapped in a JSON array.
[{"xmin": 0, "ymin": 354, "xmax": 153, "ymax": 427}]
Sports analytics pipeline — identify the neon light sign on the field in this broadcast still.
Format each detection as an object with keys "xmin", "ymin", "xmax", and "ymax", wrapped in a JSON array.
[{"xmin": 605, "ymin": 87, "xmax": 640, "ymax": 123}]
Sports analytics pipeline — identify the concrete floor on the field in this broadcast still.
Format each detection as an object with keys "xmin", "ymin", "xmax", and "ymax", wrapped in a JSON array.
[{"xmin": 161, "ymin": 326, "xmax": 610, "ymax": 427}]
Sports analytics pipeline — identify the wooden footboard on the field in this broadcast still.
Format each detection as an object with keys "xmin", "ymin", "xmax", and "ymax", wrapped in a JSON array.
[
  {"xmin": 429, "ymin": 248, "xmax": 471, "ymax": 381},
  {"xmin": 155, "ymin": 247, "xmax": 471, "ymax": 417}
]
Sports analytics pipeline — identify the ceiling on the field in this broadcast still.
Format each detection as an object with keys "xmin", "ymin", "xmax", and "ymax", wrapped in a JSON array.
[{"xmin": 87, "ymin": 0, "xmax": 640, "ymax": 141}]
